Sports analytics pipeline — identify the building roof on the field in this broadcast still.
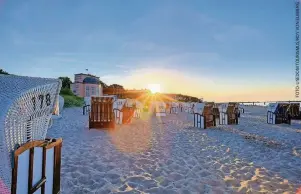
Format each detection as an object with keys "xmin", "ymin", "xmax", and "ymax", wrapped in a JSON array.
[
  {"xmin": 75, "ymin": 73, "xmax": 99, "ymax": 78},
  {"xmin": 83, "ymin": 77, "xmax": 100, "ymax": 84}
]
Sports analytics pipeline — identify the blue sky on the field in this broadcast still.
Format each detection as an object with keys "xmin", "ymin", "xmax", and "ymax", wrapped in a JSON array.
[{"xmin": 0, "ymin": 0, "xmax": 296, "ymax": 101}]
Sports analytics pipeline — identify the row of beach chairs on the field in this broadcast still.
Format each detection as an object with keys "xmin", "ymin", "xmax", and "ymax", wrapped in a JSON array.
[
  {"xmin": 190, "ymin": 102, "xmax": 240, "ymax": 129},
  {"xmin": 84, "ymin": 96, "xmax": 143, "ymax": 129},
  {"xmin": 144, "ymin": 101, "xmax": 241, "ymax": 129}
]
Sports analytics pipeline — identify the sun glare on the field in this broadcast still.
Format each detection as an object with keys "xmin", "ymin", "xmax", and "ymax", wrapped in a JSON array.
[{"xmin": 148, "ymin": 84, "xmax": 161, "ymax": 94}]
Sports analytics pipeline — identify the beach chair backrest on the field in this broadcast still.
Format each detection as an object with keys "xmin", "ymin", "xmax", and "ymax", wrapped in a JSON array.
[{"xmin": 0, "ymin": 75, "xmax": 61, "ymax": 193}]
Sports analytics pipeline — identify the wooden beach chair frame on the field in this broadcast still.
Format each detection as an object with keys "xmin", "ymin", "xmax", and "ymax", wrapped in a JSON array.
[
  {"xmin": 89, "ymin": 97, "xmax": 115, "ymax": 129},
  {"xmin": 121, "ymin": 106, "xmax": 135, "ymax": 124},
  {"xmin": 288, "ymin": 103, "xmax": 301, "ymax": 120},
  {"xmin": 11, "ymin": 138, "xmax": 62, "ymax": 194}
]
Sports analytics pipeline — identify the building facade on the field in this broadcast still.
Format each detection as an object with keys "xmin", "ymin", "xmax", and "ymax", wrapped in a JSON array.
[{"xmin": 70, "ymin": 73, "xmax": 103, "ymax": 97}]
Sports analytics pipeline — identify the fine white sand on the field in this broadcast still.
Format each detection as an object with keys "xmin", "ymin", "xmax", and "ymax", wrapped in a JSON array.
[{"xmin": 47, "ymin": 106, "xmax": 301, "ymax": 194}]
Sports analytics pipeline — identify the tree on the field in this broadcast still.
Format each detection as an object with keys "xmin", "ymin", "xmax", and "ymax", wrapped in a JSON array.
[
  {"xmin": 108, "ymin": 84, "xmax": 124, "ymax": 89},
  {"xmin": 0, "ymin": 69, "xmax": 9, "ymax": 75},
  {"xmin": 58, "ymin": 77, "xmax": 72, "ymax": 88},
  {"xmin": 99, "ymin": 80, "xmax": 108, "ymax": 88}
]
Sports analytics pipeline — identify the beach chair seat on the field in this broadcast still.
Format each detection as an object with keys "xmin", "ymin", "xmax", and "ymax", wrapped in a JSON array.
[{"xmin": 0, "ymin": 75, "xmax": 62, "ymax": 194}]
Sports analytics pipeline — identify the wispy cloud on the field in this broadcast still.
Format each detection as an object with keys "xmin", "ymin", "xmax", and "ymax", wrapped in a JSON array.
[
  {"xmin": 213, "ymin": 25, "xmax": 263, "ymax": 43},
  {"xmin": 10, "ymin": 31, "xmax": 59, "ymax": 46}
]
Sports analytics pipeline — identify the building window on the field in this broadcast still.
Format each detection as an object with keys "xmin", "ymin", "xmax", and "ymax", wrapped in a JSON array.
[
  {"xmin": 96, "ymin": 87, "xmax": 100, "ymax": 96},
  {"xmin": 76, "ymin": 84, "xmax": 79, "ymax": 88},
  {"xmin": 91, "ymin": 86, "xmax": 95, "ymax": 96},
  {"xmin": 85, "ymin": 85, "xmax": 90, "ymax": 97}
]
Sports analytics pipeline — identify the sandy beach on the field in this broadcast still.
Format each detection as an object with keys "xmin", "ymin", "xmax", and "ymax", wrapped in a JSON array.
[{"xmin": 47, "ymin": 106, "xmax": 301, "ymax": 194}]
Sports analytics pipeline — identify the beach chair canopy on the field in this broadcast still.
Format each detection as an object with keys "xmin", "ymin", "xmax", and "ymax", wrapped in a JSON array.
[
  {"xmin": 113, "ymin": 99, "xmax": 127, "ymax": 110},
  {"xmin": 218, "ymin": 103, "xmax": 229, "ymax": 113},
  {"xmin": 193, "ymin": 103, "xmax": 205, "ymax": 114},
  {"xmin": 194, "ymin": 102, "xmax": 215, "ymax": 115},
  {"xmin": 0, "ymin": 75, "xmax": 61, "ymax": 192},
  {"xmin": 171, "ymin": 102, "xmax": 179, "ymax": 108},
  {"xmin": 150, "ymin": 101, "xmax": 166, "ymax": 111},
  {"xmin": 135, "ymin": 100, "xmax": 144, "ymax": 109},
  {"xmin": 267, "ymin": 103, "xmax": 279, "ymax": 113},
  {"xmin": 125, "ymin": 99, "xmax": 136, "ymax": 108}
]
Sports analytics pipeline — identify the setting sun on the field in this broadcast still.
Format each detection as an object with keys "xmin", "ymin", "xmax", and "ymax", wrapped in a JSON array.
[{"xmin": 148, "ymin": 83, "xmax": 161, "ymax": 93}]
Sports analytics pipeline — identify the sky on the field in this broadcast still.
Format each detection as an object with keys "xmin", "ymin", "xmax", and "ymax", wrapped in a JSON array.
[{"xmin": 0, "ymin": 0, "xmax": 297, "ymax": 102}]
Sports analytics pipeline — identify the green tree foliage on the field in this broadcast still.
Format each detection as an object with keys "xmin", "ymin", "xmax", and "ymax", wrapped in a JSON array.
[
  {"xmin": 58, "ymin": 76, "xmax": 72, "ymax": 88},
  {"xmin": 176, "ymin": 94, "xmax": 201, "ymax": 102},
  {"xmin": 99, "ymin": 80, "xmax": 108, "ymax": 88},
  {"xmin": 108, "ymin": 84, "xmax": 124, "ymax": 89},
  {"xmin": 0, "ymin": 69, "xmax": 9, "ymax": 75}
]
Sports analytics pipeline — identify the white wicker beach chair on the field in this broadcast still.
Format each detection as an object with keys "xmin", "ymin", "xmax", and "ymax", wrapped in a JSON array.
[
  {"xmin": 152, "ymin": 101, "xmax": 166, "ymax": 117},
  {"xmin": 133, "ymin": 100, "xmax": 143, "ymax": 118},
  {"xmin": 113, "ymin": 99, "xmax": 126, "ymax": 124},
  {"xmin": 0, "ymin": 75, "xmax": 61, "ymax": 193},
  {"xmin": 170, "ymin": 102, "xmax": 179, "ymax": 114}
]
